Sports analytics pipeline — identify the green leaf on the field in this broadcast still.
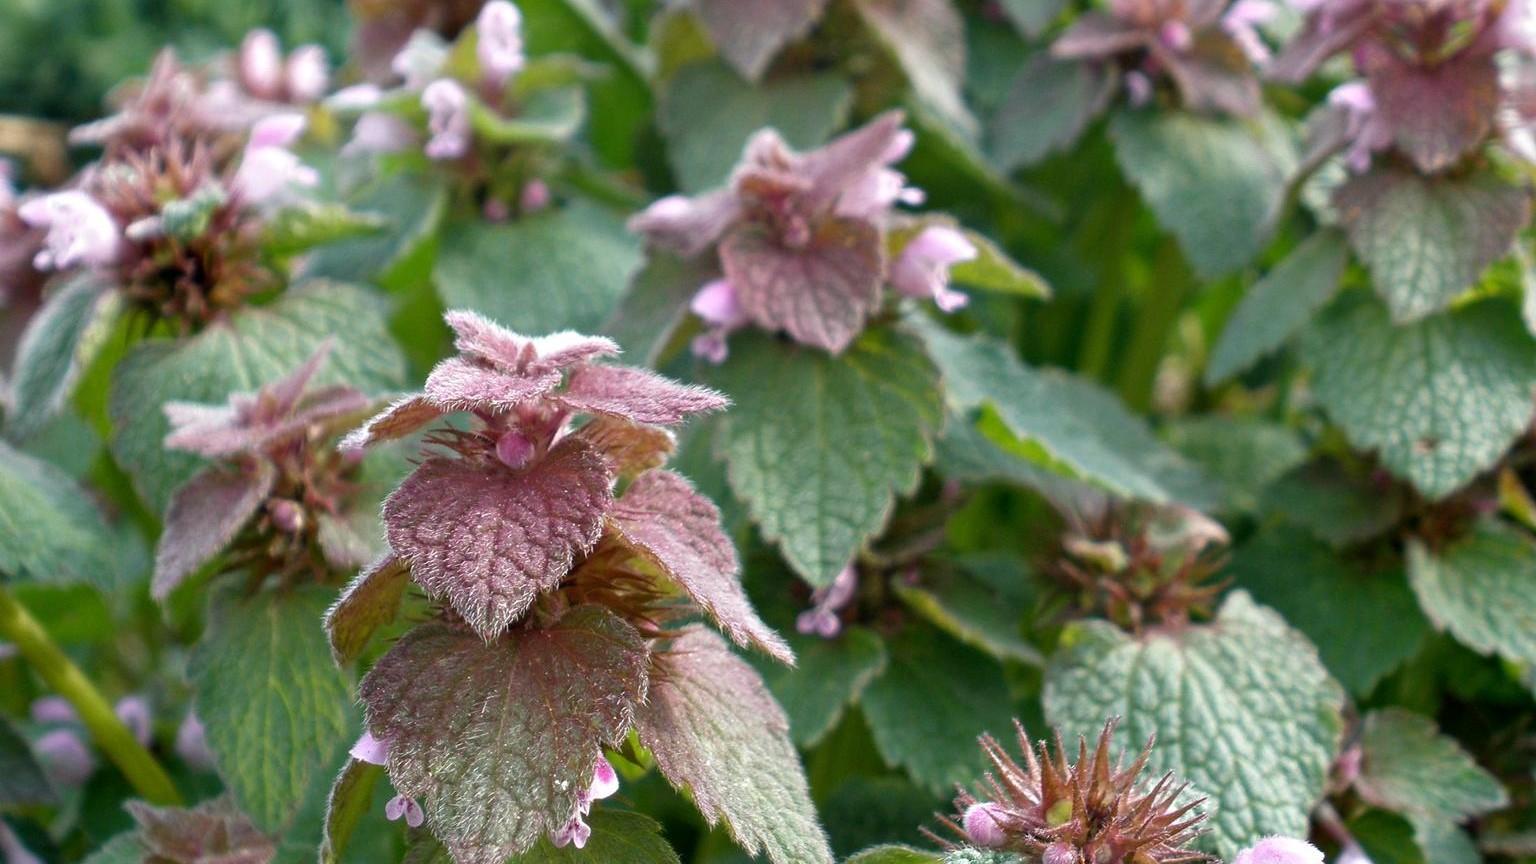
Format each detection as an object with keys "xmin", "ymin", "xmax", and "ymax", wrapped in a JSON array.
[
  {"xmin": 708, "ymin": 326, "xmax": 942, "ymax": 586},
  {"xmin": 78, "ymin": 833, "xmax": 146, "ymax": 864},
  {"xmin": 603, "ymin": 251, "xmax": 714, "ymax": 366},
  {"xmin": 262, "ymin": 201, "xmax": 387, "ymax": 258},
  {"xmin": 997, "ymin": 0, "xmax": 1069, "ymax": 35},
  {"xmin": 847, "ymin": 846, "xmax": 942, "ymax": 864},
  {"xmin": 893, "ymin": 558, "xmax": 1041, "ymax": 666},
  {"xmin": 851, "ymin": 0, "xmax": 975, "ymax": 136},
  {"xmin": 0, "ymin": 715, "xmax": 55, "ymax": 807},
  {"xmin": 1350, "ymin": 810, "xmax": 1426, "ymax": 864},
  {"xmin": 1408, "ymin": 815, "xmax": 1483, "ymax": 864},
  {"xmin": 1206, "ymin": 229, "xmax": 1349, "ymax": 383},
  {"xmin": 1262, "ymin": 460, "xmax": 1406, "ymax": 548},
  {"xmin": 988, "ymin": 56, "xmax": 1110, "ymax": 171},
  {"xmin": 435, "ymin": 202, "xmax": 641, "ymax": 336},
  {"xmin": 1043, "ymin": 592, "xmax": 1345, "ymax": 857},
  {"xmin": 190, "ymin": 586, "xmax": 355, "ymax": 833},
  {"xmin": 305, "ymin": 171, "xmax": 448, "ymax": 291},
  {"xmin": 1356, "ymin": 708, "xmax": 1508, "ymax": 822},
  {"xmin": 0, "ymin": 440, "xmax": 116, "ymax": 586},
  {"xmin": 638, "ymin": 627, "xmax": 833, "ymax": 864},
  {"xmin": 1337, "ymin": 164, "xmax": 1530, "ymax": 323},
  {"xmin": 1302, "ymin": 295, "xmax": 1536, "ymax": 499},
  {"xmin": 915, "ymin": 319, "xmax": 1212, "ymax": 506},
  {"xmin": 1110, "ymin": 108, "xmax": 1296, "ymax": 278},
  {"xmin": 1163, "ymin": 417, "xmax": 1308, "ymax": 513},
  {"xmin": 511, "ymin": 810, "xmax": 683, "ymax": 863},
  {"xmin": 659, "ymin": 60, "xmax": 853, "ymax": 193},
  {"xmin": 758, "ymin": 626, "xmax": 888, "ymax": 747},
  {"xmin": 320, "ymin": 758, "xmax": 381, "ymax": 864},
  {"xmin": 861, "ymin": 624, "xmax": 1015, "ymax": 793},
  {"xmin": 109, "ymin": 282, "xmax": 406, "ymax": 512},
  {"xmin": 1229, "ymin": 526, "xmax": 1428, "ymax": 696},
  {"xmin": 467, "ymin": 86, "xmax": 586, "ymax": 144},
  {"xmin": 823, "ymin": 777, "xmax": 944, "ymax": 857},
  {"xmin": 1407, "ymin": 520, "xmax": 1536, "ymax": 666},
  {"xmin": 6, "ymin": 274, "xmax": 118, "ymax": 441},
  {"xmin": 943, "ymin": 850, "xmax": 1022, "ymax": 864}
]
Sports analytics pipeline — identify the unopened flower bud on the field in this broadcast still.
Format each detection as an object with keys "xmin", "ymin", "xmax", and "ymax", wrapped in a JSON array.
[
  {"xmin": 963, "ymin": 802, "xmax": 1010, "ymax": 848},
  {"xmin": 269, "ymin": 499, "xmax": 305, "ymax": 534},
  {"xmin": 1233, "ymin": 836, "xmax": 1325, "ymax": 864},
  {"xmin": 239, "ymin": 29, "xmax": 284, "ymax": 99},
  {"xmin": 1043, "ymin": 842, "xmax": 1080, "ymax": 864},
  {"xmin": 30, "ymin": 695, "xmax": 77, "ymax": 725},
  {"xmin": 495, "ymin": 428, "xmax": 536, "ymax": 469},
  {"xmin": 285, "ymin": 45, "xmax": 329, "ymax": 103},
  {"xmin": 36, "ymin": 728, "xmax": 94, "ymax": 787},
  {"xmin": 115, "ymin": 695, "xmax": 152, "ymax": 747},
  {"xmin": 176, "ymin": 711, "xmax": 216, "ymax": 771},
  {"xmin": 520, "ymin": 179, "xmax": 551, "ymax": 214}
]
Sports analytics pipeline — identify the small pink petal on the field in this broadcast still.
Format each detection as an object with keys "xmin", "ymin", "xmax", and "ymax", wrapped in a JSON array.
[
  {"xmin": 350, "ymin": 730, "xmax": 390, "ymax": 766},
  {"xmin": 477, "ymin": 0, "xmax": 526, "ymax": 87},
  {"xmin": 1233, "ymin": 837, "xmax": 1326, "ymax": 864},
  {"xmin": 249, "ymin": 112, "xmax": 307, "ymax": 149},
  {"xmin": 285, "ymin": 45, "xmax": 330, "ymax": 103},
  {"xmin": 520, "ymin": 178, "xmax": 551, "ymax": 213},
  {"xmin": 963, "ymin": 802, "xmax": 1010, "ymax": 848},
  {"xmin": 890, "ymin": 226, "xmax": 976, "ymax": 312},
  {"xmin": 422, "ymin": 79, "xmax": 471, "ymax": 161},
  {"xmin": 552, "ymin": 813, "xmax": 592, "ymax": 849},
  {"xmin": 589, "ymin": 756, "xmax": 619, "ymax": 801},
  {"xmin": 114, "ymin": 695, "xmax": 153, "ymax": 747},
  {"xmin": 30, "ymin": 696, "xmax": 77, "ymax": 725},
  {"xmin": 385, "ymin": 794, "xmax": 425, "ymax": 828},
  {"xmin": 690, "ymin": 278, "xmax": 747, "ymax": 328},
  {"xmin": 239, "ymin": 29, "xmax": 284, "ymax": 98},
  {"xmin": 691, "ymin": 330, "xmax": 730, "ymax": 364},
  {"xmin": 36, "ymin": 729, "xmax": 94, "ymax": 787},
  {"xmin": 176, "ymin": 712, "xmax": 215, "ymax": 771}
]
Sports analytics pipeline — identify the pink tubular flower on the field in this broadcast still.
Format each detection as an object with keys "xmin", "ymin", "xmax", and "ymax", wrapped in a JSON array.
[
  {"xmin": 477, "ymin": 0, "xmax": 526, "ymax": 89},
  {"xmin": 385, "ymin": 794, "xmax": 426, "ymax": 828},
  {"xmin": 1233, "ymin": 837, "xmax": 1326, "ymax": 864},
  {"xmin": 350, "ymin": 730, "xmax": 390, "ymax": 766},
  {"xmin": 285, "ymin": 45, "xmax": 330, "ymax": 103},
  {"xmin": 796, "ymin": 564, "xmax": 858, "ymax": 638},
  {"xmin": 422, "ymin": 79, "xmax": 471, "ymax": 160},
  {"xmin": 552, "ymin": 756, "xmax": 620, "ymax": 849},
  {"xmin": 1328, "ymin": 81, "xmax": 1393, "ymax": 172},
  {"xmin": 962, "ymin": 801, "xmax": 1010, "ymax": 848},
  {"xmin": 238, "ymin": 29, "xmax": 284, "ymax": 99},
  {"xmin": 344, "ymin": 112, "xmax": 416, "ymax": 157},
  {"xmin": 18, "ymin": 191, "xmax": 121, "ymax": 271},
  {"xmin": 36, "ymin": 728, "xmax": 95, "ymax": 787},
  {"xmin": 891, "ymin": 225, "xmax": 976, "ymax": 313},
  {"xmin": 1224, "ymin": 0, "xmax": 1278, "ymax": 64},
  {"xmin": 232, "ymin": 113, "xmax": 319, "ymax": 207},
  {"xmin": 689, "ymin": 278, "xmax": 749, "ymax": 363},
  {"xmin": 835, "ymin": 128, "xmax": 923, "ymax": 220},
  {"xmin": 176, "ymin": 712, "xmax": 215, "ymax": 771}
]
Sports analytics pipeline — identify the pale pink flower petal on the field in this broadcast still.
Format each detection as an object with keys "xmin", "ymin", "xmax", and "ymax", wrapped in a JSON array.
[
  {"xmin": 385, "ymin": 794, "xmax": 426, "ymax": 828},
  {"xmin": 36, "ymin": 729, "xmax": 94, "ymax": 787},
  {"xmin": 477, "ymin": 0, "xmax": 526, "ymax": 88},
  {"xmin": 1233, "ymin": 836, "xmax": 1326, "ymax": 864},
  {"xmin": 249, "ymin": 112, "xmax": 307, "ymax": 149},
  {"xmin": 520, "ymin": 178, "xmax": 551, "ymax": 213},
  {"xmin": 350, "ymin": 730, "xmax": 390, "ymax": 766},
  {"xmin": 30, "ymin": 696, "xmax": 76, "ymax": 725},
  {"xmin": 285, "ymin": 45, "xmax": 330, "ymax": 102},
  {"xmin": 551, "ymin": 813, "xmax": 592, "ymax": 849},
  {"xmin": 239, "ymin": 29, "xmax": 284, "ymax": 99},
  {"xmin": 344, "ymin": 112, "xmax": 417, "ymax": 156},
  {"xmin": 114, "ymin": 695, "xmax": 153, "ymax": 747},
  {"xmin": 690, "ymin": 278, "xmax": 748, "ymax": 328},
  {"xmin": 890, "ymin": 225, "xmax": 976, "ymax": 313},
  {"xmin": 588, "ymin": 756, "xmax": 619, "ymax": 802},
  {"xmin": 422, "ymin": 78, "xmax": 471, "ymax": 160},
  {"xmin": 327, "ymin": 83, "xmax": 384, "ymax": 110},
  {"xmin": 796, "ymin": 564, "xmax": 858, "ymax": 638},
  {"xmin": 627, "ymin": 190, "xmax": 742, "ymax": 258},
  {"xmin": 176, "ymin": 712, "xmax": 216, "ymax": 771},
  {"xmin": 18, "ymin": 191, "xmax": 121, "ymax": 271}
]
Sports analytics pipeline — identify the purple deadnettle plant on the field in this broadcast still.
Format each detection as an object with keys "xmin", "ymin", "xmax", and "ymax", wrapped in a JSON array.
[
  {"xmin": 326, "ymin": 310, "xmax": 824, "ymax": 862},
  {"xmin": 629, "ymin": 111, "xmax": 977, "ymax": 357}
]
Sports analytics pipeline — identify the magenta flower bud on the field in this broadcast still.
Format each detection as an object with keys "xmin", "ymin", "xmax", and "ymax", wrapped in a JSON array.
[
  {"xmin": 176, "ymin": 711, "xmax": 216, "ymax": 771},
  {"xmin": 891, "ymin": 225, "xmax": 976, "ymax": 313},
  {"xmin": 520, "ymin": 178, "xmax": 551, "ymax": 214},
  {"xmin": 422, "ymin": 79, "xmax": 471, "ymax": 161},
  {"xmin": 691, "ymin": 330, "xmax": 730, "ymax": 365},
  {"xmin": 18, "ymin": 191, "xmax": 121, "ymax": 271},
  {"xmin": 285, "ymin": 45, "xmax": 330, "ymax": 103},
  {"xmin": 963, "ymin": 802, "xmax": 1010, "ymax": 848},
  {"xmin": 691, "ymin": 278, "xmax": 746, "ymax": 328},
  {"xmin": 385, "ymin": 794, "xmax": 425, "ymax": 828},
  {"xmin": 350, "ymin": 730, "xmax": 390, "ymax": 766},
  {"xmin": 1042, "ymin": 842, "xmax": 1080, "ymax": 864},
  {"xmin": 495, "ymin": 428, "xmax": 536, "ymax": 469},
  {"xmin": 115, "ymin": 695, "xmax": 153, "ymax": 747},
  {"xmin": 477, "ymin": 0, "xmax": 526, "ymax": 88},
  {"xmin": 30, "ymin": 695, "xmax": 77, "ymax": 725},
  {"xmin": 588, "ymin": 756, "xmax": 619, "ymax": 803},
  {"xmin": 36, "ymin": 728, "xmax": 94, "ymax": 787},
  {"xmin": 1233, "ymin": 837, "xmax": 1326, "ymax": 864},
  {"xmin": 1159, "ymin": 20, "xmax": 1193, "ymax": 51},
  {"xmin": 239, "ymin": 29, "xmax": 285, "ymax": 99},
  {"xmin": 797, "ymin": 565, "xmax": 858, "ymax": 639},
  {"xmin": 268, "ymin": 498, "xmax": 306, "ymax": 534},
  {"xmin": 344, "ymin": 112, "xmax": 416, "ymax": 157}
]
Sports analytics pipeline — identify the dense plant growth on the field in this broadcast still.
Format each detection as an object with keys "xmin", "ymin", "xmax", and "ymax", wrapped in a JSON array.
[{"xmin": 0, "ymin": 1, "xmax": 1534, "ymax": 863}]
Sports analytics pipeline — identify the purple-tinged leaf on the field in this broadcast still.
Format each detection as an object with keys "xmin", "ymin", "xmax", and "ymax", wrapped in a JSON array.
[
  {"xmin": 557, "ymin": 365, "xmax": 728, "ymax": 427},
  {"xmin": 127, "ymin": 797, "xmax": 275, "ymax": 864},
  {"xmin": 573, "ymin": 415, "xmax": 676, "ymax": 479},
  {"xmin": 638, "ymin": 627, "xmax": 832, "ymax": 864},
  {"xmin": 609, "ymin": 470, "xmax": 793, "ymax": 664},
  {"xmin": 316, "ymin": 506, "xmax": 387, "ymax": 571},
  {"xmin": 693, "ymin": 0, "xmax": 828, "ymax": 82},
  {"xmin": 153, "ymin": 461, "xmax": 276, "ymax": 601},
  {"xmin": 1268, "ymin": 1, "xmax": 1375, "ymax": 83},
  {"xmin": 443, "ymin": 310, "xmax": 621, "ymax": 374},
  {"xmin": 720, "ymin": 219, "xmax": 884, "ymax": 354},
  {"xmin": 850, "ymin": 0, "xmax": 974, "ymax": 134},
  {"xmin": 359, "ymin": 606, "xmax": 649, "ymax": 863},
  {"xmin": 1367, "ymin": 51, "xmax": 1499, "ymax": 174},
  {"xmin": 383, "ymin": 439, "xmax": 615, "ymax": 640},
  {"xmin": 325, "ymin": 553, "xmax": 411, "ymax": 664},
  {"xmin": 1158, "ymin": 31, "xmax": 1263, "ymax": 116},
  {"xmin": 1052, "ymin": 12, "xmax": 1147, "ymax": 59},
  {"xmin": 422, "ymin": 357, "xmax": 563, "ymax": 413},
  {"xmin": 797, "ymin": 111, "xmax": 907, "ymax": 213},
  {"xmin": 341, "ymin": 395, "xmax": 443, "ymax": 452}
]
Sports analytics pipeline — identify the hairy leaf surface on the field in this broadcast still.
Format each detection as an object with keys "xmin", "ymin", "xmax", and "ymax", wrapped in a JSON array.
[
  {"xmin": 1407, "ymin": 520, "xmax": 1536, "ymax": 666},
  {"xmin": 0, "ymin": 440, "xmax": 115, "ymax": 586},
  {"xmin": 1356, "ymin": 708, "xmax": 1508, "ymax": 822}
]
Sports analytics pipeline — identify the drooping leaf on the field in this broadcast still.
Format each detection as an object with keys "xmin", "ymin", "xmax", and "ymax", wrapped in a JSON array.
[
  {"xmin": 1302, "ymin": 295, "xmax": 1536, "ymax": 499},
  {"xmin": 1407, "ymin": 520, "xmax": 1536, "ymax": 667},
  {"xmin": 852, "ymin": 0, "xmax": 975, "ymax": 135},
  {"xmin": 1336, "ymin": 164, "xmax": 1530, "ymax": 323},
  {"xmin": 1355, "ymin": 708, "xmax": 1508, "ymax": 823},
  {"xmin": 758, "ymin": 626, "xmax": 888, "ymax": 747},
  {"xmin": 1261, "ymin": 459, "xmax": 1406, "ymax": 548},
  {"xmin": 691, "ymin": 0, "xmax": 827, "ymax": 82},
  {"xmin": 639, "ymin": 627, "xmax": 832, "ymax": 864},
  {"xmin": 861, "ymin": 624, "xmax": 1015, "ymax": 793},
  {"xmin": 383, "ymin": 440, "xmax": 614, "ymax": 640},
  {"xmin": 988, "ymin": 56, "xmax": 1111, "ymax": 171},
  {"xmin": 1043, "ymin": 591, "xmax": 1346, "ymax": 857},
  {"xmin": 435, "ymin": 202, "xmax": 641, "ymax": 337},
  {"xmin": 608, "ymin": 469, "xmax": 791, "ymax": 662},
  {"xmin": 6, "ymin": 274, "xmax": 117, "ymax": 441},
  {"xmin": 320, "ymin": 758, "xmax": 381, "ymax": 864},
  {"xmin": 1349, "ymin": 810, "xmax": 1426, "ymax": 864},
  {"xmin": 1369, "ymin": 51, "xmax": 1499, "ymax": 175},
  {"xmin": 708, "ymin": 326, "xmax": 942, "ymax": 586},
  {"xmin": 1229, "ymin": 526, "xmax": 1428, "ymax": 696},
  {"xmin": 0, "ymin": 439, "xmax": 115, "ymax": 586},
  {"xmin": 1162, "ymin": 417, "xmax": 1309, "ymax": 514},
  {"xmin": 1109, "ymin": 108, "xmax": 1296, "ymax": 278},
  {"xmin": 0, "ymin": 715, "xmax": 56, "ymax": 807},
  {"xmin": 325, "ymin": 554, "xmax": 411, "ymax": 665},
  {"xmin": 190, "ymin": 587, "xmax": 354, "ymax": 834},
  {"xmin": 1206, "ymin": 229, "xmax": 1349, "ymax": 383},
  {"xmin": 304, "ymin": 171, "xmax": 448, "ymax": 290},
  {"xmin": 153, "ymin": 461, "xmax": 275, "ymax": 602},
  {"xmin": 109, "ymin": 282, "xmax": 406, "ymax": 512},
  {"xmin": 509, "ymin": 809, "xmax": 683, "ymax": 863},
  {"xmin": 359, "ymin": 606, "xmax": 649, "ymax": 863},
  {"xmin": 658, "ymin": 61, "xmax": 853, "ymax": 193}
]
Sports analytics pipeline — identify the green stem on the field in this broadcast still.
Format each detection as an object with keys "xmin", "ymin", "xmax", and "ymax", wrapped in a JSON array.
[
  {"xmin": 1075, "ymin": 187, "xmax": 1136, "ymax": 380},
  {"xmin": 1116, "ymin": 238, "xmax": 1193, "ymax": 413},
  {"xmin": 0, "ymin": 584, "xmax": 180, "ymax": 805}
]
